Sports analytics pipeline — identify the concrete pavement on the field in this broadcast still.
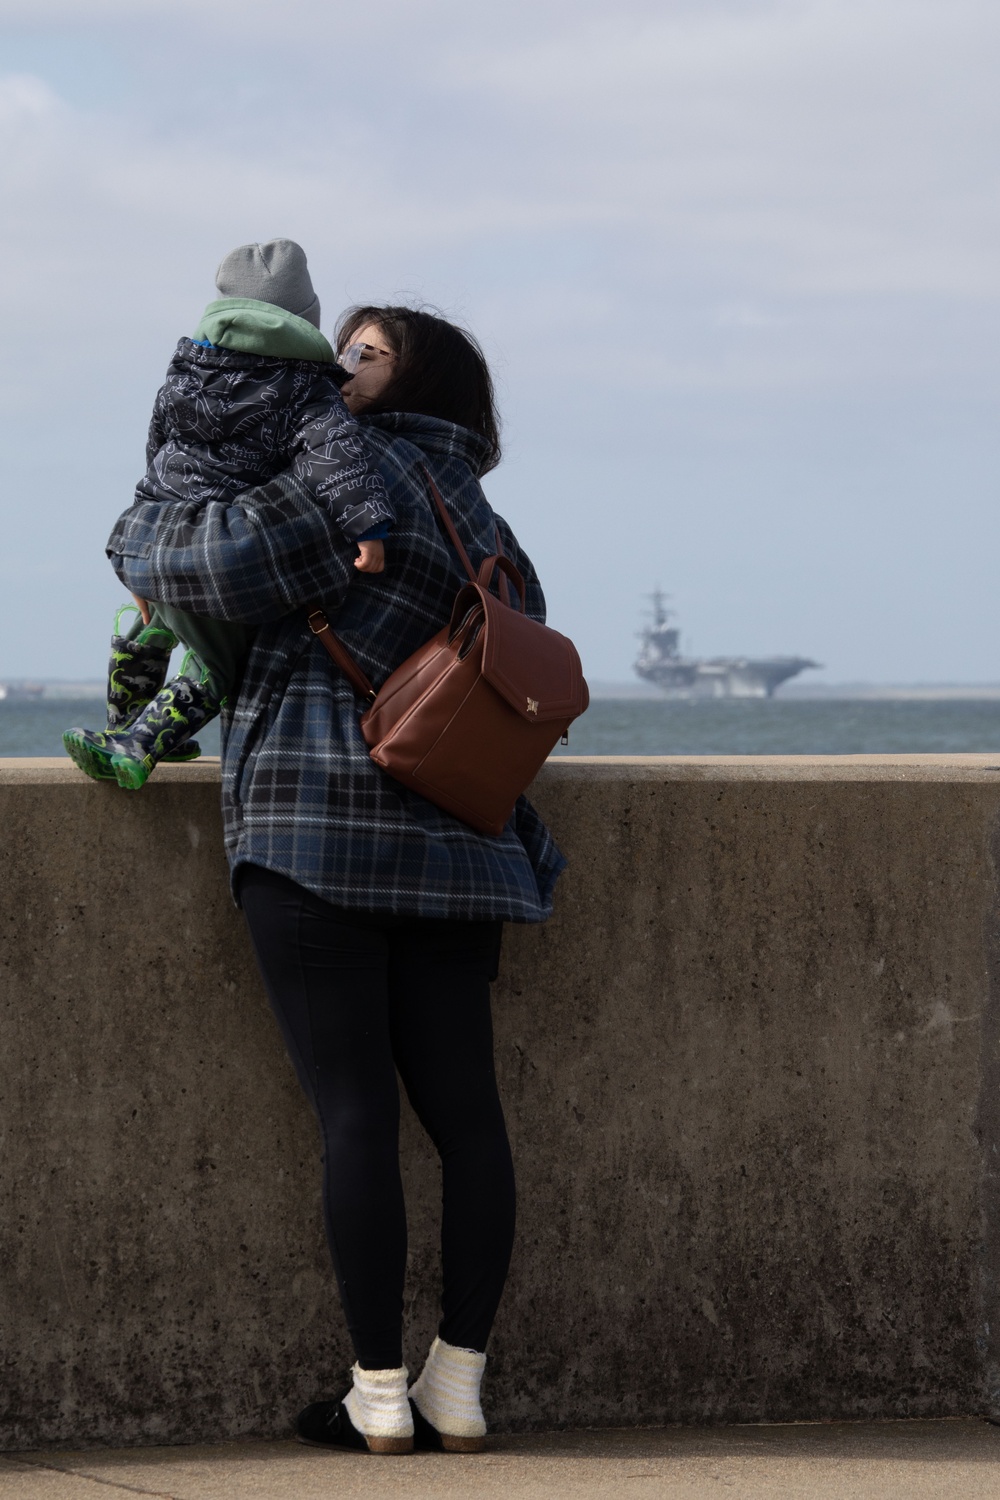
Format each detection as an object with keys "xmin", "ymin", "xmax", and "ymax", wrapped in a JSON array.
[{"xmin": 2, "ymin": 1421, "xmax": 1000, "ymax": 1500}]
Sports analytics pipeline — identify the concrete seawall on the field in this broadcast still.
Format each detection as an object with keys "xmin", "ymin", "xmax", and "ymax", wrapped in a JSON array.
[{"xmin": 3, "ymin": 755, "xmax": 1000, "ymax": 1447}]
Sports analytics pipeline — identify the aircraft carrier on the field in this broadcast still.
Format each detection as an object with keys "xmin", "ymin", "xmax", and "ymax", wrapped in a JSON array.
[{"xmin": 635, "ymin": 592, "xmax": 819, "ymax": 699}]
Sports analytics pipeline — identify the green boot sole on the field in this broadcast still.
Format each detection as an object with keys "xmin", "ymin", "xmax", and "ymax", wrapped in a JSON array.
[
  {"xmin": 117, "ymin": 741, "xmax": 202, "ymax": 772},
  {"xmin": 62, "ymin": 728, "xmax": 117, "ymax": 781},
  {"xmin": 63, "ymin": 728, "xmax": 201, "ymax": 782},
  {"xmin": 111, "ymin": 750, "xmax": 154, "ymax": 792},
  {"xmin": 163, "ymin": 740, "xmax": 202, "ymax": 764}
]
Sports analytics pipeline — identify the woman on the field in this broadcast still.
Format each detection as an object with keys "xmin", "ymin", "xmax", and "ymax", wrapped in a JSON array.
[{"xmin": 107, "ymin": 306, "xmax": 565, "ymax": 1455}]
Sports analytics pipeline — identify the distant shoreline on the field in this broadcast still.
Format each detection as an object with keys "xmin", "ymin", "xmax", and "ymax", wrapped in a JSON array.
[
  {"xmin": 586, "ymin": 680, "xmax": 1000, "ymax": 702},
  {"xmin": 0, "ymin": 683, "xmax": 106, "ymax": 700},
  {"xmin": 6, "ymin": 680, "xmax": 1000, "ymax": 705}
]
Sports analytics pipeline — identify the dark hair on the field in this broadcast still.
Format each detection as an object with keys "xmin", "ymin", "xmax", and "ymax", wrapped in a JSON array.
[{"xmin": 336, "ymin": 305, "xmax": 502, "ymax": 472}]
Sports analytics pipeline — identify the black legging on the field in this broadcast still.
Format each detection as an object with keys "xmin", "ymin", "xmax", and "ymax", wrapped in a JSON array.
[{"xmin": 238, "ymin": 864, "xmax": 516, "ymax": 1370}]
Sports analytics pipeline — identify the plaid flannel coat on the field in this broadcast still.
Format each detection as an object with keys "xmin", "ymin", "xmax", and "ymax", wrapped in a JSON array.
[{"xmin": 106, "ymin": 412, "xmax": 566, "ymax": 921}]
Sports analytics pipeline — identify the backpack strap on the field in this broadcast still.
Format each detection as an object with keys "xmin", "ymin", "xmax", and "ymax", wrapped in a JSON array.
[
  {"xmin": 426, "ymin": 465, "xmax": 510, "ymax": 603},
  {"xmin": 422, "ymin": 466, "xmax": 476, "ymax": 582},
  {"xmin": 307, "ymin": 609, "xmax": 376, "ymax": 700}
]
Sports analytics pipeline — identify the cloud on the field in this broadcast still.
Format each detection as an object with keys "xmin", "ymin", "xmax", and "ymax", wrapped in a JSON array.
[
  {"xmin": 0, "ymin": 71, "xmax": 61, "ymax": 119},
  {"xmin": 434, "ymin": 0, "xmax": 1000, "ymax": 297},
  {"xmin": 4, "ymin": 0, "xmax": 998, "ymax": 323},
  {"xmin": 2, "ymin": 0, "xmax": 998, "ymax": 417}
]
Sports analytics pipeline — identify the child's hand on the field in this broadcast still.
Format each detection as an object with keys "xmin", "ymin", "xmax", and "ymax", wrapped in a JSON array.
[
  {"xmin": 132, "ymin": 593, "xmax": 151, "ymax": 625},
  {"xmin": 354, "ymin": 539, "xmax": 385, "ymax": 574}
]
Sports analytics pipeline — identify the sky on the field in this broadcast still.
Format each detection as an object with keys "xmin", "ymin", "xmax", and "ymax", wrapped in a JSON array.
[{"xmin": 1, "ymin": 0, "xmax": 999, "ymax": 684}]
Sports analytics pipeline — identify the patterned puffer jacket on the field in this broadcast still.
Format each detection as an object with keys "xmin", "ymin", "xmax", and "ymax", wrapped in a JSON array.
[{"xmin": 137, "ymin": 338, "xmax": 392, "ymax": 541}]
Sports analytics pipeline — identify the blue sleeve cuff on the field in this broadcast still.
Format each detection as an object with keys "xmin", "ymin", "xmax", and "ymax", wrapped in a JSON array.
[{"xmin": 356, "ymin": 523, "xmax": 392, "ymax": 542}]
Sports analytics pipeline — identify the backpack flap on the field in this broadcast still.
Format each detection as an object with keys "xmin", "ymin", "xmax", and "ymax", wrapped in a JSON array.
[{"xmin": 478, "ymin": 587, "xmax": 588, "ymax": 725}]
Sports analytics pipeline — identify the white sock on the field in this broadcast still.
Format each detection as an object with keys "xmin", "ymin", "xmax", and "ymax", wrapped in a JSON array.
[
  {"xmin": 409, "ymin": 1336, "xmax": 487, "ymax": 1438},
  {"xmin": 343, "ymin": 1363, "xmax": 413, "ymax": 1439}
]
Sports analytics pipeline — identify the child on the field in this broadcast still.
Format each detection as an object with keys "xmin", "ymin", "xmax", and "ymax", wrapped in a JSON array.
[{"xmin": 64, "ymin": 239, "xmax": 392, "ymax": 790}]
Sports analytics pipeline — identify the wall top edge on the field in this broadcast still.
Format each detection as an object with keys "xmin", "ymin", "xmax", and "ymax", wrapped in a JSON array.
[
  {"xmin": 4, "ymin": 755, "xmax": 1000, "ymax": 786},
  {"xmin": 0, "ymin": 758, "xmax": 224, "ymax": 785}
]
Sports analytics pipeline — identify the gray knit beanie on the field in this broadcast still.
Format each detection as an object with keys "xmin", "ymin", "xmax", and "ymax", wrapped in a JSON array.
[{"xmin": 215, "ymin": 239, "xmax": 321, "ymax": 328}]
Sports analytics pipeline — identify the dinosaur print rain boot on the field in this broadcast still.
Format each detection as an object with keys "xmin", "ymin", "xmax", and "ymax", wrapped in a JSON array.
[
  {"xmin": 63, "ymin": 608, "xmax": 201, "ymax": 781},
  {"xmin": 109, "ymin": 672, "xmax": 221, "ymax": 791},
  {"xmin": 107, "ymin": 630, "xmax": 205, "ymax": 767}
]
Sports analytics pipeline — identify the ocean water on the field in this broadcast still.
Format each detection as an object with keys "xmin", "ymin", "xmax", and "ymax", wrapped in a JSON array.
[
  {"xmin": 0, "ymin": 700, "xmax": 222, "ymax": 759},
  {"xmin": 550, "ymin": 697, "xmax": 1000, "ymax": 755},
  {"xmin": 5, "ymin": 695, "xmax": 1000, "ymax": 759}
]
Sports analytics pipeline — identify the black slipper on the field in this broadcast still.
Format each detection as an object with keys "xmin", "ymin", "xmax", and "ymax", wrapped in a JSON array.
[
  {"xmin": 409, "ymin": 1398, "xmax": 486, "ymax": 1453},
  {"xmin": 296, "ymin": 1397, "xmax": 413, "ymax": 1455}
]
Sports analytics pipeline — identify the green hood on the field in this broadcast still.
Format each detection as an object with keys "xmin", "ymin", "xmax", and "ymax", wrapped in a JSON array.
[{"xmin": 193, "ymin": 298, "xmax": 334, "ymax": 362}]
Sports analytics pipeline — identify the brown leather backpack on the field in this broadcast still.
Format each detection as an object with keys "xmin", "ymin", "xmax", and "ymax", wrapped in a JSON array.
[{"xmin": 308, "ymin": 470, "xmax": 589, "ymax": 835}]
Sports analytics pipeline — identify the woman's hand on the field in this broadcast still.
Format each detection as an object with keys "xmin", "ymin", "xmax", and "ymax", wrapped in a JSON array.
[{"xmin": 132, "ymin": 593, "xmax": 152, "ymax": 625}]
